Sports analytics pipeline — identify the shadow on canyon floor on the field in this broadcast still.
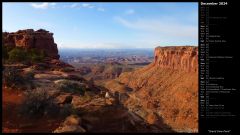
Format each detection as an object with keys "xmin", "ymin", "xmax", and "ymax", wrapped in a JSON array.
[{"xmin": 3, "ymin": 100, "xmax": 174, "ymax": 133}]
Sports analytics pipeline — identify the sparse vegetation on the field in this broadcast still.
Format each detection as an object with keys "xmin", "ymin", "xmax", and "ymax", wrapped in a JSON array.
[
  {"xmin": 3, "ymin": 68, "xmax": 21, "ymax": 88},
  {"xmin": 2, "ymin": 68, "xmax": 35, "ymax": 89},
  {"xmin": 3, "ymin": 46, "xmax": 46, "ymax": 63},
  {"xmin": 2, "ymin": 68, "xmax": 23, "ymax": 87},
  {"xmin": 55, "ymin": 79, "xmax": 86, "ymax": 95},
  {"xmin": 28, "ymin": 49, "xmax": 46, "ymax": 63},
  {"xmin": 8, "ymin": 47, "xmax": 27, "ymax": 62},
  {"xmin": 20, "ymin": 88, "xmax": 60, "ymax": 117}
]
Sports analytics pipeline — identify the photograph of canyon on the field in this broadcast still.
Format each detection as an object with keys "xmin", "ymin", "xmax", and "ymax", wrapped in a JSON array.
[{"xmin": 2, "ymin": 2, "xmax": 198, "ymax": 133}]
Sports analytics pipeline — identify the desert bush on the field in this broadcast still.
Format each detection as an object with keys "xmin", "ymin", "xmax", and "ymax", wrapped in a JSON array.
[
  {"xmin": 2, "ymin": 68, "xmax": 35, "ymax": 89},
  {"xmin": 20, "ymin": 88, "xmax": 81, "ymax": 118},
  {"xmin": 3, "ymin": 68, "xmax": 24, "ymax": 88},
  {"xmin": 55, "ymin": 79, "xmax": 85, "ymax": 95},
  {"xmin": 28, "ymin": 48, "xmax": 45, "ymax": 63},
  {"xmin": 20, "ymin": 88, "xmax": 60, "ymax": 117},
  {"xmin": 7, "ymin": 47, "xmax": 45, "ymax": 63},
  {"xmin": 8, "ymin": 47, "xmax": 27, "ymax": 62}
]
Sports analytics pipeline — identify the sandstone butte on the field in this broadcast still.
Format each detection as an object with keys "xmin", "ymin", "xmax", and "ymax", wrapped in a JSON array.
[
  {"xmin": 118, "ymin": 46, "xmax": 198, "ymax": 132},
  {"xmin": 3, "ymin": 29, "xmax": 60, "ymax": 59}
]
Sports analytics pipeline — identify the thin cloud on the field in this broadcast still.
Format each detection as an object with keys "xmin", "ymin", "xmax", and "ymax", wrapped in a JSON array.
[
  {"xmin": 30, "ymin": 3, "xmax": 105, "ymax": 12},
  {"xmin": 114, "ymin": 16, "xmax": 197, "ymax": 46},
  {"xmin": 82, "ymin": 3, "xmax": 90, "ymax": 7},
  {"xmin": 80, "ymin": 3, "xmax": 105, "ymax": 11},
  {"xmin": 68, "ymin": 3, "xmax": 105, "ymax": 11},
  {"xmin": 30, "ymin": 2, "xmax": 56, "ymax": 9},
  {"xmin": 82, "ymin": 3, "xmax": 95, "ymax": 9},
  {"xmin": 70, "ymin": 3, "xmax": 79, "ymax": 8},
  {"xmin": 115, "ymin": 16, "xmax": 197, "ymax": 39}
]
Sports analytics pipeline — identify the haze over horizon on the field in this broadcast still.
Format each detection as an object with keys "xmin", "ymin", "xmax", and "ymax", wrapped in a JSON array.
[{"xmin": 3, "ymin": 2, "xmax": 198, "ymax": 49}]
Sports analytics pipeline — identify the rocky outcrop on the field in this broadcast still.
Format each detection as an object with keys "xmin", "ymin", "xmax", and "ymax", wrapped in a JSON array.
[
  {"xmin": 115, "ymin": 46, "xmax": 198, "ymax": 132},
  {"xmin": 153, "ymin": 46, "xmax": 198, "ymax": 72},
  {"xmin": 3, "ymin": 29, "xmax": 59, "ymax": 59},
  {"xmin": 53, "ymin": 115, "xmax": 86, "ymax": 133}
]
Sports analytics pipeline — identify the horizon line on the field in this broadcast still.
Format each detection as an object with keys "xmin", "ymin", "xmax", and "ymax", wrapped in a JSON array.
[{"xmin": 58, "ymin": 45, "xmax": 198, "ymax": 50}]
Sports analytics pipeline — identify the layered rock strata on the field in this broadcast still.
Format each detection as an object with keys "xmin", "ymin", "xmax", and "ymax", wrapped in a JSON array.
[
  {"xmin": 117, "ymin": 46, "xmax": 198, "ymax": 132},
  {"xmin": 3, "ymin": 29, "xmax": 59, "ymax": 59}
]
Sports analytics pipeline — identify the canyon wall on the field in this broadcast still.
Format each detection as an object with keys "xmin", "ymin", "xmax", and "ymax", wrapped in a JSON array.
[
  {"xmin": 3, "ymin": 29, "xmax": 60, "ymax": 59},
  {"xmin": 153, "ymin": 46, "xmax": 198, "ymax": 72},
  {"xmin": 117, "ymin": 46, "xmax": 198, "ymax": 132}
]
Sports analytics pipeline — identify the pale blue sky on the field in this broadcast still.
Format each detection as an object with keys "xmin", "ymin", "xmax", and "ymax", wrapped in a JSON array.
[{"xmin": 3, "ymin": 2, "xmax": 198, "ymax": 49}]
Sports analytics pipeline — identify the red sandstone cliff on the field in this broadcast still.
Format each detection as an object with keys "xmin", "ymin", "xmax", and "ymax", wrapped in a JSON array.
[
  {"xmin": 116, "ymin": 46, "xmax": 198, "ymax": 132},
  {"xmin": 3, "ymin": 29, "xmax": 60, "ymax": 59},
  {"xmin": 153, "ymin": 46, "xmax": 198, "ymax": 72}
]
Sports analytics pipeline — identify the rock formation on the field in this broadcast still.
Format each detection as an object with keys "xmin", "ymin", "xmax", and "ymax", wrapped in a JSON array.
[
  {"xmin": 53, "ymin": 115, "xmax": 86, "ymax": 133},
  {"xmin": 115, "ymin": 46, "xmax": 198, "ymax": 132},
  {"xmin": 153, "ymin": 46, "xmax": 198, "ymax": 72},
  {"xmin": 3, "ymin": 29, "xmax": 60, "ymax": 59}
]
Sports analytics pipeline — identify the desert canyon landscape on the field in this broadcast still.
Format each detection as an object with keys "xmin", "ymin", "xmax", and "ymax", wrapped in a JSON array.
[
  {"xmin": 2, "ymin": 29, "xmax": 198, "ymax": 133},
  {"xmin": 2, "ymin": 2, "xmax": 198, "ymax": 133}
]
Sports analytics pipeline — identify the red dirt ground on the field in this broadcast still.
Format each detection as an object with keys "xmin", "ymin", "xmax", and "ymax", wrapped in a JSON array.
[{"xmin": 2, "ymin": 87, "xmax": 63, "ymax": 133}]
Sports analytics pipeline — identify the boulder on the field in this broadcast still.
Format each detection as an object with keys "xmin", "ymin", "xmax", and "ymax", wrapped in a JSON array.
[{"xmin": 53, "ymin": 115, "xmax": 86, "ymax": 133}]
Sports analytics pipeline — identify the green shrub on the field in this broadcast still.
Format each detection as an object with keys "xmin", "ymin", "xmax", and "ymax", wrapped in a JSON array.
[
  {"xmin": 28, "ymin": 49, "xmax": 45, "ymax": 62},
  {"xmin": 8, "ymin": 47, "xmax": 27, "ymax": 62},
  {"xmin": 7, "ymin": 47, "xmax": 45, "ymax": 63}
]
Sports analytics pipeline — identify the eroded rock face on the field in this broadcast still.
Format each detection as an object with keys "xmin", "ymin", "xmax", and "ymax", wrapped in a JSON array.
[
  {"xmin": 153, "ymin": 46, "xmax": 198, "ymax": 72},
  {"xmin": 3, "ymin": 29, "xmax": 60, "ymax": 59},
  {"xmin": 117, "ymin": 46, "xmax": 198, "ymax": 132}
]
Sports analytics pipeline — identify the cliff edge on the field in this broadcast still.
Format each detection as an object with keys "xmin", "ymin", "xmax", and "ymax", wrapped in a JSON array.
[{"xmin": 117, "ymin": 46, "xmax": 198, "ymax": 132}]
